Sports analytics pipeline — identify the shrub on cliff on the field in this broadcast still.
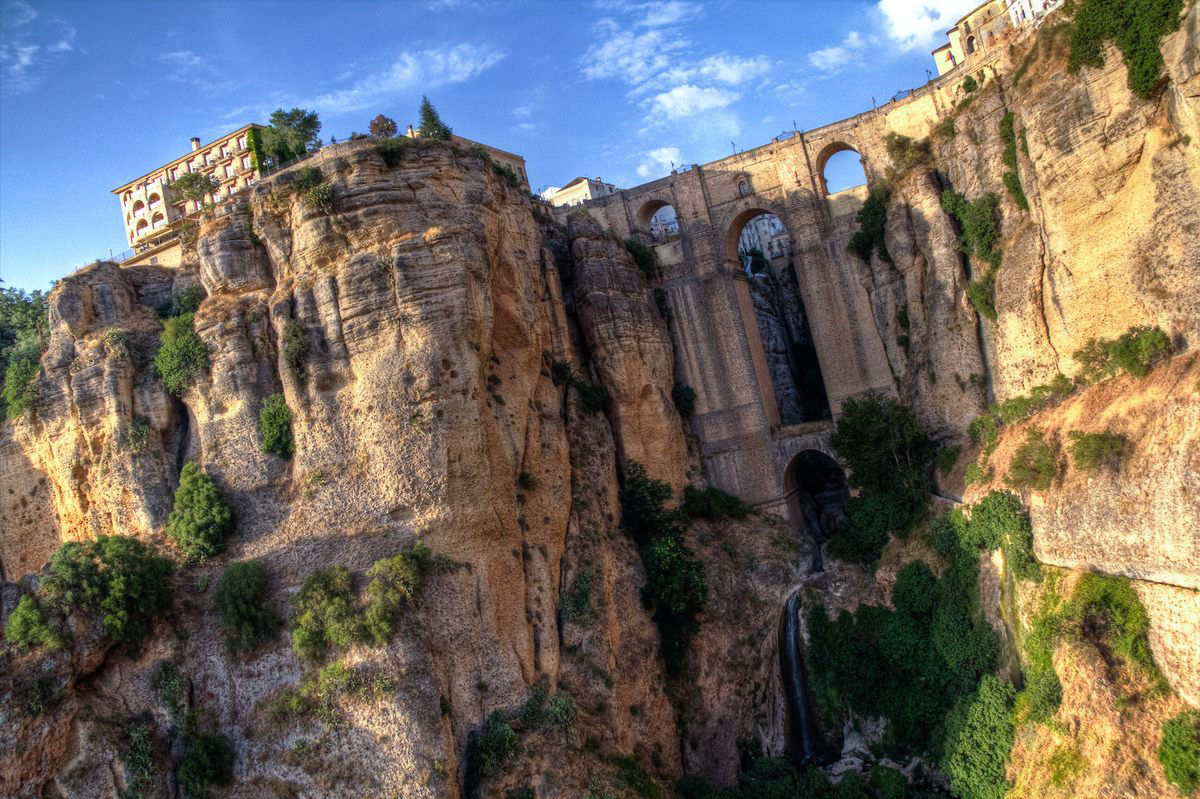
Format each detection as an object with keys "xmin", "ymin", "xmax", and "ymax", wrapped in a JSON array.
[
  {"xmin": 574, "ymin": 379, "xmax": 607, "ymax": 414},
  {"xmin": 258, "ymin": 393, "xmax": 294, "ymax": 458},
  {"xmin": 155, "ymin": 313, "xmax": 208, "ymax": 395},
  {"xmin": 831, "ymin": 392, "xmax": 931, "ymax": 504},
  {"xmin": 1159, "ymin": 710, "xmax": 1200, "ymax": 794},
  {"xmin": 847, "ymin": 188, "xmax": 891, "ymax": 263},
  {"xmin": 883, "ymin": 132, "xmax": 931, "ymax": 183},
  {"xmin": 40, "ymin": 536, "xmax": 173, "ymax": 651},
  {"xmin": 681, "ymin": 485, "xmax": 750, "ymax": 520},
  {"xmin": 4, "ymin": 594, "xmax": 62, "ymax": 652},
  {"xmin": 468, "ymin": 710, "xmax": 521, "ymax": 787},
  {"xmin": 167, "ymin": 463, "xmax": 234, "ymax": 561},
  {"xmin": 282, "ymin": 319, "xmax": 310, "ymax": 381},
  {"xmin": 3, "ymin": 354, "xmax": 39, "ymax": 420},
  {"xmin": 1073, "ymin": 325, "xmax": 1172, "ymax": 382},
  {"xmin": 623, "ymin": 237, "xmax": 658, "ymax": 280},
  {"xmin": 291, "ymin": 566, "xmax": 363, "ymax": 661},
  {"xmin": 999, "ymin": 112, "xmax": 1029, "ymax": 211},
  {"xmin": 1066, "ymin": 573, "xmax": 1162, "ymax": 683},
  {"xmin": 672, "ymin": 383, "xmax": 696, "ymax": 418},
  {"xmin": 375, "ymin": 136, "xmax": 411, "ymax": 167},
  {"xmin": 214, "ymin": 560, "xmax": 278, "ymax": 654},
  {"xmin": 1068, "ymin": 430, "xmax": 1129, "ymax": 472},
  {"xmin": 120, "ymin": 720, "xmax": 157, "ymax": 799},
  {"xmin": 941, "ymin": 675, "xmax": 1016, "ymax": 799},
  {"xmin": 177, "ymin": 728, "xmax": 234, "ymax": 798},
  {"xmin": 1068, "ymin": 0, "xmax": 1186, "ymax": 100},
  {"xmin": 1005, "ymin": 429, "xmax": 1059, "ymax": 492},
  {"xmin": 363, "ymin": 544, "xmax": 430, "ymax": 645}
]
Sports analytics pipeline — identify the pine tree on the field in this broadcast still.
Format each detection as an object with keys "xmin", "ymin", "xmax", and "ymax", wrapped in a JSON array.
[{"xmin": 418, "ymin": 95, "xmax": 452, "ymax": 140}]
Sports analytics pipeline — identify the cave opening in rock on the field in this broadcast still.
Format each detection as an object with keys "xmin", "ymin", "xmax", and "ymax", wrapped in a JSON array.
[
  {"xmin": 728, "ymin": 210, "xmax": 832, "ymax": 424},
  {"xmin": 784, "ymin": 449, "xmax": 849, "ymax": 570}
]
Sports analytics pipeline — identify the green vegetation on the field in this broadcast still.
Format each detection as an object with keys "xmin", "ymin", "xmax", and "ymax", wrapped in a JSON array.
[
  {"xmin": 826, "ymin": 392, "xmax": 932, "ymax": 566},
  {"xmin": 560, "ymin": 567, "xmax": 598, "ymax": 625},
  {"xmin": 153, "ymin": 660, "xmax": 184, "ymax": 716},
  {"xmin": 620, "ymin": 461, "xmax": 707, "ymax": 673},
  {"xmin": 1073, "ymin": 325, "xmax": 1172, "ymax": 382},
  {"xmin": 375, "ymin": 135, "xmax": 412, "ymax": 167},
  {"xmin": 963, "ymin": 75, "xmax": 978, "ymax": 93},
  {"xmin": 965, "ymin": 490, "xmax": 1039, "ymax": 581},
  {"xmin": 870, "ymin": 765, "xmax": 906, "ymax": 799},
  {"xmin": 1005, "ymin": 429, "xmax": 1059, "ymax": 491},
  {"xmin": 623, "ymin": 237, "xmax": 658, "ymax": 280},
  {"xmin": 4, "ymin": 594, "xmax": 61, "ymax": 651},
  {"xmin": 258, "ymin": 392, "xmax": 294, "ymax": 458},
  {"xmin": 246, "ymin": 126, "xmax": 266, "ymax": 174},
  {"xmin": 492, "ymin": 161, "xmax": 521, "ymax": 188},
  {"xmin": 936, "ymin": 115, "xmax": 957, "ymax": 139},
  {"xmin": 368, "ymin": 114, "xmax": 398, "ymax": 138},
  {"xmin": 41, "ymin": 536, "xmax": 173, "ymax": 651},
  {"xmin": 214, "ymin": 560, "xmax": 278, "ymax": 654},
  {"xmin": 156, "ymin": 283, "xmax": 205, "ymax": 318},
  {"xmin": 120, "ymin": 721, "xmax": 158, "ymax": 799},
  {"xmin": 3, "ymin": 354, "xmax": 39, "ymax": 420},
  {"xmin": 155, "ymin": 313, "xmax": 208, "ymax": 395},
  {"xmin": 293, "ymin": 166, "xmax": 333, "ymax": 212},
  {"xmin": 263, "ymin": 107, "xmax": 321, "ymax": 163},
  {"xmin": 1069, "ymin": 573, "xmax": 1162, "ymax": 683},
  {"xmin": 882, "ymin": 132, "xmax": 931, "ymax": 183},
  {"xmin": 575, "ymin": 379, "xmax": 607, "ymax": 414},
  {"xmin": 291, "ymin": 566, "xmax": 363, "ymax": 661},
  {"xmin": 1048, "ymin": 745, "xmax": 1085, "ymax": 788},
  {"xmin": 1159, "ymin": 710, "xmax": 1200, "ymax": 794},
  {"xmin": 103, "ymin": 327, "xmax": 130, "ymax": 359},
  {"xmin": 172, "ymin": 172, "xmax": 220, "ymax": 209},
  {"xmin": 550, "ymin": 359, "xmax": 573, "ymax": 386},
  {"xmin": 177, "ymin": 728, "xmax": 234, "ymax": 799},
  {"xmin": 965, "ymin": 461, "xmax": 988, "ymax": 486},
  {"xmin": 942, "ymin": 190, "xmax": 1003, "ymax": 321},
  {"xmin": 672, "ymin": 383, "xmax": 696, "ymax": 418},
  {"xmin": 681, "ymin": 485, "xmax": 750, "ymax": 520},
  {"xmin": 1067, "ymin": 430, "xmax": 1129, "ymax": 471},
  {"xmin": 545, "ymin": 692, "xmax": 578, "ymax": 737},
  {"xmin": 1068, "ymin": 0, "xmax": 1186, "ymax": 99},
  {"xmin": 282, "ymin": 318, "xmax": 310, "ymax": 382},
  {"xmin": 968, "ymin": 373, "xmax": 1074, "ymax": 455},
  {"xmin": 936, "ymin": 444, "xmax": 961, "ymax": 476},
  {"xmin": 363, "ymin": 543, "xmax": 430, "ymax": 644},
  {"xmin": 847, "ymin": 188, "xmax": 891, "ymax": 264},
  {"xmin": 941, "ymin": 675, "xmax": 1016, "ymax": 799},
  {"xmin": 167, "ymin": 463, "xmax": 234, "ymax": 561},
  {"xmin": 266, "ymin": 660, "xmax": 394, "ymax": 725},
  {"xmin": 999, "ymin": 112, "xmax": 1029, "ymax": 211},
  {"xmin": 473, "ymin": 710, "xmax": 521, "ymax": 782},
  {"xmin": 419, "ymin": 95, "xmax": 453, "ymax": 140}
]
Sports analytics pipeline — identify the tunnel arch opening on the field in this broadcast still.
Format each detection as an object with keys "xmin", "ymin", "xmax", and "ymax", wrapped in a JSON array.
[
  {"xmin": 816, "ymin": 142, "xmax": 867, "ymax": 196},
  {"xmin": 784, "ymin": 449, "xmax": 849, "ymax": 560}
]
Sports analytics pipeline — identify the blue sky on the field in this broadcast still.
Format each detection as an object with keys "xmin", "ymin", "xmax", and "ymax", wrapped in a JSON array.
[{"xmin": 0, "ymin": 0, "xmax": 977, "ymax": 290}]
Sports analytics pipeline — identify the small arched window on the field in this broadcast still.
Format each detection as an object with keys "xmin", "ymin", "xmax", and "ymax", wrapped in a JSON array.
[
  {"xmin": 135, "ymin": 219, "xmax": 149, "ymax": 236},
  {"xmin": 131, "ymin": 199, "xmax": 145, "ymax": 215},
  {"xmin": 966, "ymin": 36, "xmax": 977, "ymax": 53},
  {"xmin": 151, "ymin": 212, "xmax": 166, "ymax": 229},
  {"xmin": 148, "ymin": 193, "xmax": 162, "ymax": 209}
]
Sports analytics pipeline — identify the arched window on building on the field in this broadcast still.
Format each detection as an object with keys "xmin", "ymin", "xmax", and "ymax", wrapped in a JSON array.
[
  {"xmin": 151, "ymin": 212, "xmax": 166, "ymax": 230},
  {"xmin": 131, "ymin": 199, "xmax": 146, "ymax": 216},
  {"xmin": 148, "ymin": 193, "xmax": 162, "ymax": 210},
  {"xmin": 967, "ymin": 35, "xmax": 977, "ymax": 53},
  {"xmin": 135, "ymin": 219, "xmax": 150, "ymax": 237}
]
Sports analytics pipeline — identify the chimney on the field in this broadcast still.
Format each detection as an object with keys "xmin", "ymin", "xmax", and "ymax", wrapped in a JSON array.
[
  {"xmin": 406, "ymin": 124, "xmax": 416, "ymax": 138},
  {"xmin": 190, "ymin": 137, "xmax": 201, "ymax": 151}
]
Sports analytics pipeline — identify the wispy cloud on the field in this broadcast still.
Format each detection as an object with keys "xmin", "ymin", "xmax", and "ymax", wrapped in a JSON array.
[
  {"xmin": 875, "ymin": 0, "xmax": 977, "ymax": 50},
  {"xmin": 581, "ymin": 21, "xmax": 688, "ymax": 88},
  {"xmin": 637, "ymin": 146, "xmax": 682, "ymax": 177},
  {"xmin": 303, "ymin": 43, "xmax": 505, "ymax": 114},
  {"xmin": 807, "ymin": 31, "xmax": 865, "ymax": 73},
  {"xmin": 1, "ymin": 0, "xmax": 77, "ymax": 96},
  {"xmin": 650, "ymin": 84, "xmax": 738, "ymax": 119}
]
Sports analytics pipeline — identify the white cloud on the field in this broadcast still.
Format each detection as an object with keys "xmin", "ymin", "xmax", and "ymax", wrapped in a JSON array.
[
  {"xmin": 694, "ymin": 54, "xmax": 771, "ymax": 85},
  {"xmin": 304, "ymin": 43, "xmax": 505, "ymax": 114},
  {"xmin": 649, "ymin": 84, "xmax": 738, "ymax": 119},
  {"xmin": 581, "ymin": 23, "xmax": 687, "ymax": 88},
  {"xmin": 638, "ymin": 0, "xmax": 702, "ymax": 27},
  {"xmin": 875, "ymin": 0, "xmax": 977, "ymax": 50},
  {"xmin": 807, "ymin": 30, "xmax": 865, "ymax": 73},
  {"xmin": 1, "ymin": 0, "xmax": 76, "ymax": 96},
  {"xmin": 637, "ymin": 146, "xmax": 682, "ymax": 177},
  {"xmin": 159, "ymin": 49, "xmax": 235, "ymax": 94}
]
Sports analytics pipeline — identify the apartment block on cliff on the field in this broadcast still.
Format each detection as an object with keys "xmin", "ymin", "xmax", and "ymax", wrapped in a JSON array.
[
  {"xmin": 111, "ymin": 123, "xmax": 266, "ymax": 267},
  {"xmin": 931, "ymin": 0, "xmax": 1013, "ymax": 76},
  {"xmin": 542, "ymin": 176, "xmax": 618, "ymax": 207}
]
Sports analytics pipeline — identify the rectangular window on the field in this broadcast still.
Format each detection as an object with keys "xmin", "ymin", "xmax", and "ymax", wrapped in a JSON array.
[
  {"xmin": 225, "ymin": 165, "xmax": 233, "ymax": 178},
  {"xmin": 242, "ymin": 156, "xmax": 251, "ymax": 169},
  {"xmin": 170, "ymin": 168, "xmax": 180, "ymax": 181},
  {"xmin": 237, "ymin": 136, "xmax": 246, "ymax": 149}
]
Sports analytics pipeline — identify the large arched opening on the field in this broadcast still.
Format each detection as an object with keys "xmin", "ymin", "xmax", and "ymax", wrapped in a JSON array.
[
  {"xmin": 815, "ymin": 142, "xmax": 867, "ymax": 196},
  {"xmin": 726, "ymin": 209, "xmax": 832, "ymax": 425},
  {"xmin": 636, "ymin": 198, "xmax": 679, "ymax": 242},
  {"xmin": 784, "ymin": 449, "xmax": 849, "ymax": 559}
]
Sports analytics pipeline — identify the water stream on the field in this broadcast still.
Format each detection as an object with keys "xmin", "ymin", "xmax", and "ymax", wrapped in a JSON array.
[{"xmin": 780, "ymin": 590, "xmax": 818, "ymax": 766}]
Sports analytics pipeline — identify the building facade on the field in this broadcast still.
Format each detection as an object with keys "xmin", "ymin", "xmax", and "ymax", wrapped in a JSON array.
[
  {"xmin": 931, "ymin": 0, "xmax": 1012, "ymax": 76},
  {"xmin": 543, "ymin": 176, "xmax": 618, "ymax": 207},
  {"xmin": 1008, "ymin": 0, "xmax": 1064, "ymax": 27},
  {"xmin": 737, "ymin": 213, "xmax": 790, "ymax": 269},
  {"xmin": 111, "ymin": 123, "xmax": 266, "ymax": 264}
]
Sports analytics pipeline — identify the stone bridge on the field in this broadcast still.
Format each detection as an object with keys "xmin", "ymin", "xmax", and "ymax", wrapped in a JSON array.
[{"xmin": 559, "ymin": 64, "xmax": 984, "ymax": 521}]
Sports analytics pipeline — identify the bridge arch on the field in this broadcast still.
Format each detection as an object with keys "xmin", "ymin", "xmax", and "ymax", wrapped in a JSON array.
[
  {"xmin": 634, "ymin": 197, "xmax": 680, "ymax": 242},
  {"xmin": 724, "ymin": 204, "xmax": 790, "ymax": 264},
  {"xmin": 814, "ymin": 141, "xmax": 866, "ymax": 196},
  {"xmin": 783, "ymin": 448, "xmax": 848, "ymax": 543}
]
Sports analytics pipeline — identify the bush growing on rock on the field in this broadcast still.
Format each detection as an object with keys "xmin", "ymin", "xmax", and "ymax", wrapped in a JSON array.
[
  {"xmin": 282, "ymin": 319, "xmax": 310, "ymax": 381},
  {"xmin": 681, "ymin": 485, "xmax": 750, "ymax": 520},
  {"xmin": 40, "ymin": 536, "xmax": 173, "ymax": 651},
  {"xmin": 847, "ymin": 188, "xmax": 891, "ymax": 264},
  {"xmin": 258, "ymin": 392, "xmax": 294, "ymax": 458},
  {"xmin": 4, "ymin": 594, "xmax": 61, "ymax": 651},
  {"xmin": 291, "ymin": 566, "xmax": 363, "ymax": 661},
  {"xmin": 363, "ymin": 544, "xmax": 430, "ymax": 645},
  {"xmin": 941, "ymin": 675, "xmax": 1016, "ymax": 799},
  {"xmin": 167, "ymin": 463, "xmax": 234, "ymax": 561},
  {"xmin": 1073, "ymin": 325, "xmax": 1172, "ymax": 381},
  {"xmin": 177, "ymin": 728, "xmax": 234, "ymax": 799},
  {"xmin": 471, "ymin": 710, "xmax": 521, "ymax": 784},
  {"xmin": 214, "ymin": 560, "xmax": 278, "ymax": 654},
  {"xmin": 559, "ymin": 567, "xmax": 598, "ymax": 625},
  {"xmin": 1005, "ymin": 429, "xmax": 1058, "ymax": 491},
  {"xmin": 3, "ymin": 354, "xmax": 39, "ymax": 420},
  {"xmin": 574, "ymin": 379, "xmax": 607, "ymax": 414},
  {"xmin": 1159, "ymin": 710, "xmax": 1200, "ymax": 795},
  {"xmin": 870, "ymin": 765, "xmax": 907, "ymax": 799},
  {"xmin": 1067, "ymin": 430, "xmax": 1129, "ymax": 472},
  {"xmin": 375, "ymin": 136, "xmax": 411, "ymax": 167},
  {"xmin": 1068, "ymin": 0, "xmax": 1186, "ymax": 100},
  {"xmin": 623, "ymin": 237, "xmax": 658, "ymax": 280},
  {"xmin": 155, "ymin": 313, "xmax": 208, "ymax": 395}
]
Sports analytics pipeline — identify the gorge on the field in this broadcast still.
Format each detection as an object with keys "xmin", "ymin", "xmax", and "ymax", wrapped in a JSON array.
[{"xmin": 2, "ymin": 4, "xmax": 1200, "ymax": 798}]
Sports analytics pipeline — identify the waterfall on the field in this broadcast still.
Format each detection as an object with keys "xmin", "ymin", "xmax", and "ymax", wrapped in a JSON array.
[{"xmin": 780, "ymin": 590, "xmax": 817, "ymax": 765}]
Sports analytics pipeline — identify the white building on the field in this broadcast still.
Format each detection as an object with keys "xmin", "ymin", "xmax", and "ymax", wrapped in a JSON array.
[
  {"xmin": 1008, "ymin": 0, "xmax": 1063, "ymax": 27},
  {"xmin": 738, "ymin": 214, "xmax": 789, "ymax": 270},
  {"xmin": 543, "ymin": 176, "xmax": 617, "ymax": 207}
]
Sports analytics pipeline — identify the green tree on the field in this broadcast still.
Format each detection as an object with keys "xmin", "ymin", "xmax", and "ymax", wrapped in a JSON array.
[
  {"xmin": 4, "ymin": 594, "xmax": 61, "ymax": 651},
  {"xmin": 291, "ymin": 566, "xmax": 363, "ymax": 661},
  {"xmin": 258, "ymin": 393, "xmax": 294, "ymax": 458},
  {"xmin": 263, "ymin": 107, "xmax": 322, "ymax": 163},
  {"xmin": 214, "ymin": 560, "xmax": 278, "ymax": 653},
  {"xmin": 418, "ymin": 95, "xmax": 452, "ymax": 140},
  {"xmin": 167, "ymin": 463, "xmax": 234, "ymax": 561},
  {"xmin": 172, "ymin": 172, "xmax": 220, "ymax": 208},
  {"xmin": 369, "ymin": 114, "xmax": 398, "ymax": 138},
  {"xmin": 177, "ymin": 729, "xmax": 234, "ymax": 798},
  {"xmin": 155, "ymin": 313, "xmax": 208, "ymax": 395}
]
